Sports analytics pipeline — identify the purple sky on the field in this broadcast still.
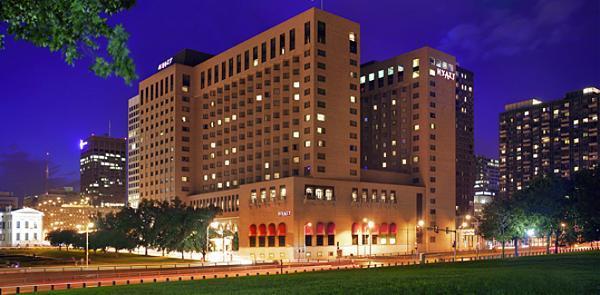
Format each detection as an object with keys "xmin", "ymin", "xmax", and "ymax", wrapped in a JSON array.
[{"xmin": 1, "ymin": 0, "xmax": 599, "ymax": 197}]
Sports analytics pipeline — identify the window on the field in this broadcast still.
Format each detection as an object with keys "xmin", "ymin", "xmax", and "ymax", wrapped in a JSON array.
[
  {"xmin": 327, "ymin": 235, "xmax": 335, "ymax": 246},
  {"xmin": 317, "ymin": 21, "xmax": 326, "ymax": 44},
  {"xmin": 270, "ymin": 38, "xmax": 276, "ymax": 59},
  {"xmin": 289, "ymin": 29, "xmax": 296, "ymax": 50},
  {"xmin": 278, "ymin": 236, "xmax": 286, "ymax": 247},
  {"xmin": 352, "ymin": 235, "xmax": 359, "ymax": 245},
  {"xmin": 279, "ymin": 33, "xmax": 285, "ymax": 55},
  {"xmin": 316, "ymin": 235, "xmax": 324, "ymax": 246},
  {"xmin": 349, "ymin": 32, "xmax": 357, "ymax": 53},
  {"xmin": 305, "ymin": 235, "xmax": 313, "ymax": 246},
  {"xmin": 261, "ymin": 42, "xmax": 267, "ymax": 63},
  {"xmin": 304, "ymin": 22, "xmax": 311, "ymax": 44},
  {"xmin": 249, "ymin": 236, "xmax": 257, "ymax": 247},
  {"xmin": 245, "ymin": 50, "xmax": 250, "ymax": 70},
  {"xmin": 253, "ymin": 46, "xmax": 258, "ymax": 66},
  {"xmin": 236, "ymin": 54, "xmax": 242, "ymax": 73}
]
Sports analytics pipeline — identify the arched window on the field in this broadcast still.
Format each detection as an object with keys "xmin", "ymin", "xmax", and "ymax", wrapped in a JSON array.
[{"xmin": 325, "ymin": 189, "xmax": 333, "ymax": 200}]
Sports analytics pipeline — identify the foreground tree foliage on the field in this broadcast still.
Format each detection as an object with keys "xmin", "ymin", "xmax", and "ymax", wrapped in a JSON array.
[
  {"xmin": 480, "ymin": 168, "xmax": 600, "ymax": 254},
  {"xmin": 0, "ymin": 0, "xmax": 137, "ymax": 83},
  {"xmin": 47, "ymin": 198, "xmax": 219, "ymax": 259}
]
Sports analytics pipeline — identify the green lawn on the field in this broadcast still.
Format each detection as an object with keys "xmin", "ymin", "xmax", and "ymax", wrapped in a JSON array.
[
  {"xmin": 0, "ymin": 248, "xmax": 195, "ymax": 267},
  {"xmin": 47, "ymin": 252, "xmax": 600, "ymax": 294}
]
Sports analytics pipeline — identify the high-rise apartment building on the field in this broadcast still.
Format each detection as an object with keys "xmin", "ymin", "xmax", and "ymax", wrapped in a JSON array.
[
  {"xmin": 133, "ymin": 8, "xmax": 458, "ymax": 258},
  {"xmin": 80, "ymin": 135, "xmax": 127, "ymax": 205},
  {"xmin": 499, "ymin": 87, "xmax": 599, "ymax": 196},
  {"xmin": 473, "ymin": 156, "xmax": 499, "ymax": 219},
  {"xmin": 127, "ymin": 95, "xmax": 142, "ymax": 208}
]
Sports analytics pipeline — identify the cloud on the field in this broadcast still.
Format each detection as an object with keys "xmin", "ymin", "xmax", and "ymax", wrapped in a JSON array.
[
  {"xmin": 0, "ymin": 147, "xmax": 79, "ymax": 198},
  {"xmin": 439, "ymin": 0, "xmax": 585, "ymax": 59}
]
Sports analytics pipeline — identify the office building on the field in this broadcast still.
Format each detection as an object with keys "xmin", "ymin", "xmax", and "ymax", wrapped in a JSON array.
[
  {"xmin": 127, "ymin": 95, "xmax": 142, "ymax": 208},
  {"xmin": 0, "ymin": 192, "xmax": 19, "ymax": 210},
  {"xmin": 499, "ymin": 87, "xmax": 599, "ymax": 196},
  {"xmin": 473, "ymin": 156, "xmax": 499, "ymax": 219},
  {"xmin": 80, "ymin": 135, "xmax": 127, "ymax": 205},
  {"xmin": 133, "ymin": 8, "xmax": 460, "ymax": 258}
]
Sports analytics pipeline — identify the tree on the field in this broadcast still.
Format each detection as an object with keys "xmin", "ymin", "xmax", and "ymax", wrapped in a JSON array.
[
  {"xmin": 479, "ymin": 198, "xmax": 529, "ymax": 257},
  {"xmin": 514, "ymin": 175, "xmax": 572, "ymax": 254},
  {"xmin": 132, "ymin": 199, "xmax": 161, "ymax": 256},
  {"xmin": 46, "ymin": 229, "xmax": 78, "ymax": 251},
  {"xmin": 571, "ymin": 167, "xmax": 600, "ymax": 245},
  {"xmin": 0, "ymin": 0, "xmax": 137, "ymax": 83}
]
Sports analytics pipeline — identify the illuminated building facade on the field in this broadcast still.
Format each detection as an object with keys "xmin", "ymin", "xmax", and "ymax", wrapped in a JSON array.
[
  {"xmin": 499, "ymin": 87, "xmax": 600, "ymax": 196},
  {"xmin": 127, "ymin": 95, "xmax": 142, "ymax": 208},
  {"xmin": 80, "ymin": 135, "xmax": 127, "ymax": 205},
  {"xmin": 360, "ymin": 47, "xmax": 474, "ymax": 243},
  {"xmin": 473, "ymin": 156, "xmax": 499, "ymax": 219},
  {"xmin": 134, "ymin": 8, "xmax": 459, "ymax": 258}
]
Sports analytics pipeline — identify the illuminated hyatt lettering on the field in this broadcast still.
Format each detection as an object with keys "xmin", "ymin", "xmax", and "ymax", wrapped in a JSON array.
[
  {"xmin": 436, "ymin": 67, "xmax": 455, "ymax": 80},
  {"xmin": 157, "ymin": 57, "xmax": 174, "ymax": 71}
]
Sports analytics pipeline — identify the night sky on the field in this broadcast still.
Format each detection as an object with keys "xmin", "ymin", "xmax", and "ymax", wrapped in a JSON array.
[{"xmin": 1, "ymin": 0, "xmax": 598, "ymax": 197}]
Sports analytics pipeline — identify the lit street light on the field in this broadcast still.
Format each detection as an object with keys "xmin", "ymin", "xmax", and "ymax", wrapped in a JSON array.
[{"xmin": 76, "ymin": 222, "xmax": 94, "ymax": 267}]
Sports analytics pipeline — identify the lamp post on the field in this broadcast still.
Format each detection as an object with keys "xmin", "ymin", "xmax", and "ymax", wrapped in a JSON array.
[
  {"xmin": 304, "ymin": 222, "xmax": 312, "ymax": 260},
  {"xmin": 362, "ymin": 218, "xmax": 374, "ymax": 257},
  {"xmin": 77, "ymin": 222, "xmax": 94, "ymax": 267},
  {"xmin": 416, "ymin": 219, "xmax": 424, "ymax": 260}
]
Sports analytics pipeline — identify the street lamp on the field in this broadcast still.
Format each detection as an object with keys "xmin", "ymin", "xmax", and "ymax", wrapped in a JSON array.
[
  {"xmin": 367, "ymin": 220, "xmax": 374, "ymax": 257},
  {"xmin": 416, "ymin": 220, "xmax": 424, "ymax": 258},
  {"xmin": 77, "ymin": 222, "xmax": 94, "ymax": 267},
  {"xmin": 304, "ymin": 222, "xmax": 312, "ymax": 259}
]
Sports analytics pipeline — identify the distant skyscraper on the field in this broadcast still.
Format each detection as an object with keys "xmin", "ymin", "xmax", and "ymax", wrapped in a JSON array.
[
  {"xmin": 0, "ymin": 192, "xmax": 19, "ymax": 210},
  {"xmin": 127, "ymin": 95, "xmax": 141, "ymax": 208},
  {"xmin": 473, "ymin": 156, "xmax": 499, "ymax": 219},
  {"xmin": 499, "ymin": 87, "xmax": 600, "ymax": 196},
  {"xmin": 79, "ymin": 135, "xmax": 127, "ymax": 205}
]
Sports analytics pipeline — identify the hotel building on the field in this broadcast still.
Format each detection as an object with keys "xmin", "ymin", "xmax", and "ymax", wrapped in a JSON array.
[
  {"xmin": 80, "ymin": 135, "xmax": 127, "ymax": 205},
  {"xmin": 133, "ymin": 8, "xmax": 462, "ymax": 259},
  {"xmin": 360, "ymin": 48, "xmax": 475, "ymax": 227},
  {"xmin": 499, "ymin": 87, "xmax": 599, "ymax": 196},
  {"xmin": 473, "ymin": 156, "xmax": 499, "ymax": 219}
]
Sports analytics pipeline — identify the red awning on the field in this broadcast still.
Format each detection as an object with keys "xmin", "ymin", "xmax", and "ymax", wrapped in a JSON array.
[
  {"xmin": 268, "ymin": 223, "xmax": 277, "ymax": 236},
  {"xmin": 278, "ymin": 223, "xmax": 286, "ymax": 236},
  {"xmin": 316, "ymin": 222, "xmax": 325, "ymax": 235},
  {"xmin": 352, "ymin": 223, "xmax": 360, "ymax": 235},
  {"xmin": 249, "ymin": 224, "xmax": 257, "ymax": 236},
  {"xmin": 258, "ymin": 224, "xmax": 267, "ymax": 236},
  {"xmin": 389, "ymin": 223, "xmax": 398, "ymax": 234},
  {"xmin": 304, "ymin": 223, "xmax": 314, "ymax": 235},
  {"xmin": 380, "ymin": 223, "xmax": 389, "ymax": 234},
  {"xmin": 326, "ymin": 222, "xmax": 336, "ymax": 235}
]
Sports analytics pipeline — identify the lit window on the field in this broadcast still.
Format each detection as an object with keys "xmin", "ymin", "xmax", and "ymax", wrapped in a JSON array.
[
  {"xmin": 368, "ymin": 73, "xmax": 375, "ymax": 81},
  {"xmin": 387, "ymin": 67, "xmax": 394, "ymax": 75},
  {"xmin": 413, "ymin": 156, "xmax": 419, "ymax": 163},
  {"xmin": 181, "ymin": 116, "xmax": 187, "ymax": 122},
  {"xmin": 293, "ymin": 131, "xmax": 300, "ymax": 138},
  {"xmin": 264, "ymin": 162, "xmax": 270, "ymax": 169},
  {"xmin": 350, "ymin": 96, "xmax": 356, "ymax": 103},
  {"xmin": 225, "ymin": 160, "xmax": 230, "ymax": 166},
  {"xmin": 256, "ymin": 94, "xmax": 263, "ymax": 101},
  {"xmin": 414, "ymin": 124, "xmax": 420, "ymax": 131},
  {"xmin": 412, "ymin": 58, "xmax": 419, "ymax": 67},
  {"xmin": 382, "ymin": 162, "xmax": 387, "ymax": 168},
  {"xmin": 378, "ymin": 70, "xmax": 384, "ymax": 79},
  {"xmin": 429, "ymin": 69, "xmax": 435, "ymax": 76},
  {"xmin": 430, "ymin": 123, "xmax": 435, "ymax": 129},
  {"xmin": 317, "ymin": 127, "xmax": 324, "ymax": 134},
  {"xmin": 293, "ymin": 81, "xmax": 300, "ymax": 88},
  {"xmin": 304, "ymin": 140, "xmax": 311, "ymax": 147},
  {"xmin": 305, "ymin": 114, "xmax": 311, "ymax": 121},
  {"xmin": 294, "ymin": 93, "xmax": 300, "ymax": 101},
  {"xmin": 412, "ymin": 71, "xmax": 420, "ymax": 78},
  {"xmin": 397, "ymin": 65, "xmax": 404, "ymax": 72},
  {"xmin": 317, "ymin": 113, "xmax": 326, "ymax": 121},
  {"xmin": 293, "ymin": 157, "xmax": 300, "ymax": 163},
  {"xmin": 373, "ymin": 105, "xmax": 378, "ymax": 110},
  {"xmin": 360, "ymin": 76, "xmax": 366, "ymax": 84}
]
